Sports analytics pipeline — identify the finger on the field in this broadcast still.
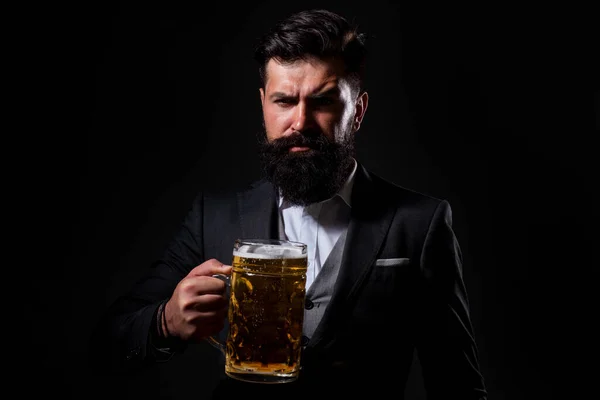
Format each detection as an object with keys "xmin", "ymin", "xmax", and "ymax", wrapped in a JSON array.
[
  {"xmin": 181, "ymin": 274, "xmax": 229, "ymax": 296},
  {"xmin": 190, "ymin": 293, "xmax": 229, "ymax": 312},
  {"xmin": 187, "ymin": 258, "xmax": 232, "ymax": 278}
]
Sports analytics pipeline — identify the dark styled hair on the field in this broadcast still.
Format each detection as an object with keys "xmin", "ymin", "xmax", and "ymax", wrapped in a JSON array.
[{"xmin": 254, "ymin": 9, "xmax": 368, "ymax": 93}]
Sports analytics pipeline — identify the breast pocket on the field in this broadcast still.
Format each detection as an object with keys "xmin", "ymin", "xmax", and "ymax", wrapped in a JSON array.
[
  {"xmin": 370, "ymin": 257, "xmax": 411, "ymax": 285},
  {"xmin": 352, "ymin": 257, "xmax": 413, "ymax": 327},
  {"xmin": 374, "ymin": 257, "xmax": 410, "ymax": 267}
]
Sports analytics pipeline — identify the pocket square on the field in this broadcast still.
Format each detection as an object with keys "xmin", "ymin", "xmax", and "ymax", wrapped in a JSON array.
[{"xmin": 375, "ymin": 258, "xmax": 410, "ymax": 267}]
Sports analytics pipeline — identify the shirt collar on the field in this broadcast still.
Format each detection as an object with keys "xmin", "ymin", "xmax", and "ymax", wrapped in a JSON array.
[{"xmin": 278, "ymin": 158, "xmax": 357, "ymax": 209}]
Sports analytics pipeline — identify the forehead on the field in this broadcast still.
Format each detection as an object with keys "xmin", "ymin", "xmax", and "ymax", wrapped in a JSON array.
[{"xmin": 264, "ymin": 57, "xmax": 346, "ymax": 94}]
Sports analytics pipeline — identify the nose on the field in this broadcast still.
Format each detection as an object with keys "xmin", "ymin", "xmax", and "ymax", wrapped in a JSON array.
[{"xmin": 291, "ymin": 102, "xmax": 312, "ymax": 132}]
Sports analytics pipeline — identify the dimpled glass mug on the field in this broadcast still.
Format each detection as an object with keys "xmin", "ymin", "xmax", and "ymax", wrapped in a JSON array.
[{"xmin": 208, "ymin": 239, "xmax": 308, "ymax": 384}]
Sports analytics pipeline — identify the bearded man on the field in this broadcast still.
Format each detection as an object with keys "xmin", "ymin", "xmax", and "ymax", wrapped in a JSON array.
[{"xmin": 90, "ymin": 9, "xmax": 487, "ymax": 400}]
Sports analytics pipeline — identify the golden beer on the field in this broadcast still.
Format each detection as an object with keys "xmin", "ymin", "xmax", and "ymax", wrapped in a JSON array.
[{"xmin": 225, "ymin": 240, "xmax": 308, "ymax": 384}]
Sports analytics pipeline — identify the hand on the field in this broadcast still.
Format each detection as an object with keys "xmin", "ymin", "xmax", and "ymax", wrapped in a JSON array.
[{"xmin": 162, "ymin": 259, "xmax": 232, "ymax": 342}]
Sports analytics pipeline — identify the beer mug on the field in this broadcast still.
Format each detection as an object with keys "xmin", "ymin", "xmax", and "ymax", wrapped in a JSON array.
[{"xmin": 208, "ymin": 239, "xmax": 308, "ymax": 384}]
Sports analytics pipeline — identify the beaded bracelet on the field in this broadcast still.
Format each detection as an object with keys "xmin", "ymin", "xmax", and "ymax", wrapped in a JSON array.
[
  {"xmin": 156, "ymin": 300, "xmax": 167, "ymax": 338},
  {"xmin": 161, "ymin": 299, "xmax": 172, "ymax": 337}
]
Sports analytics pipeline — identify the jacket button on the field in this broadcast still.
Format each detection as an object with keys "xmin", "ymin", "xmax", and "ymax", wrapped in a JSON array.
[
  {"xmin": 125, "ymin": 348, "xmax": 139, "ymax": 361},
  {"xmin": 305, "ymin": 299, "xmax": 314, "ymax": 310},
  {"xmin": 301, "ymin": 335, "xmax": 309, "ymax": 346}
]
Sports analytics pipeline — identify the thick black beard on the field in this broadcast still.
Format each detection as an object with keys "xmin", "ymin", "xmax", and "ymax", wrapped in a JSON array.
[{"xmin": 258, "ymin": 130, "xmax": 355, "ymax": 206}]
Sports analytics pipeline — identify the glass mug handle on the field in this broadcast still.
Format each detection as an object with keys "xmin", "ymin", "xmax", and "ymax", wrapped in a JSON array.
[{"xmin": 205, "ymin": 273, "xmax": 231, "ymax": 354}]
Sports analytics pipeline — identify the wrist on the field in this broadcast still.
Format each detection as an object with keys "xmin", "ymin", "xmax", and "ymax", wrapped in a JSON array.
[
  {"xmin": 150, "ymin": 300, "xmax": 187, "ymax": 357},
  {"xmin": 156, "ymin": 300, "xmax": 168, "ymax": 338},
  {"xmin": 156, "ymin": 299, "xmax": 176, "ymax": 339}
]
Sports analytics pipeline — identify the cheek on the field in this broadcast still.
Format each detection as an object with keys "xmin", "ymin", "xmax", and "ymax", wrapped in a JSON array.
[
  {"xmin": 263, "ymin": 107, "xmax": 291, "ymax": 137},
  {"xmin": 315, "ymin": 113, "xmax": 342, "ymax": 139}
]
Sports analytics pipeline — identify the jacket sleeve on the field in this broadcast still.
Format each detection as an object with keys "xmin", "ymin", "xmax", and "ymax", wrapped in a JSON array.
[
  {"xmin": 88, "ymin": 192, "xmax": 207, "ymax": 374},
  {"xmin": 415, "ymin": 200, "xmax": 487, "ymax": 399}
]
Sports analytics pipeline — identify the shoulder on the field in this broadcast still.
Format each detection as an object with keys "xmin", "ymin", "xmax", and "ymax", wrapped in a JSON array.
[
  {"xmin": 357, "ymin": 164, "xmax": 446, "ymax": 212},
  {"xmin": 191, "ymin": 178, "xmax": 275, "ymax": 207},
  {"xmin": 359, "ymin": 167, "xmax": 456, "ymax": 240}
]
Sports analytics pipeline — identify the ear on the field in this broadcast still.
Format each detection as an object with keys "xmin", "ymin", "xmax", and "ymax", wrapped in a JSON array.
[
  {"xmin": 259, "ymin": 88, "xmax": 265, "ymax": 106},
  {"xmin": 353, "ymin": 91, "xmax": 369, "ymax": 132}
]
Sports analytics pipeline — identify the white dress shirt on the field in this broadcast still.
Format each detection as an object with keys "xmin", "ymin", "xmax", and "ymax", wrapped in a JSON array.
[{"xmin": 278, "ymin": 159, "xmax": 357, "ymax": 290}]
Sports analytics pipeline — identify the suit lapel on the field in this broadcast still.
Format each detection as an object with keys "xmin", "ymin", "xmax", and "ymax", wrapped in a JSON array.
[
  {"xmin": 237, "ymin": 179, "xmax": 280, "ymax": 240},
  {"xmin": 308, "ymin": 164, "xmax": 396, "ymax": 348}
]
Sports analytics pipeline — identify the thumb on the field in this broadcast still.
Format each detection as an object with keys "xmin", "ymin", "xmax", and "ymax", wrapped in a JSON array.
[{"xmin": 188, "ymin": 259, "xmax": 232, "ymax": 277}]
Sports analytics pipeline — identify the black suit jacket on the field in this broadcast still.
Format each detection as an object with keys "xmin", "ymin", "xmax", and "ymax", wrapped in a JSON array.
[{"xmin": 90, "ymin": 163, "xmax": 487, "ymax": 399}]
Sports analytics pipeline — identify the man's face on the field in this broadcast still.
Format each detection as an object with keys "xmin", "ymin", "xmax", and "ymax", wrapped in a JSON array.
[
  {"xmin": 258, "ymin": 57, "xmax": 368, "ymax": 205},
  {"xmin": 260, "ymin": 57, "xmax": 366, "ymax": 145}
]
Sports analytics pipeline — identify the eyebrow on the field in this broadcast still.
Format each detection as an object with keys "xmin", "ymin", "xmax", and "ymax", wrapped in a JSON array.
[{"xmin": 269, "ymin": 86, "xmax": 340, "ymax": 101}]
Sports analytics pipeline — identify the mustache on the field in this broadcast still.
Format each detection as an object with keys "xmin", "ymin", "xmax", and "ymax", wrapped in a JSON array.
[{"xmin": 263, "ymin": 132, "xmax": 330, "ymax": 153}]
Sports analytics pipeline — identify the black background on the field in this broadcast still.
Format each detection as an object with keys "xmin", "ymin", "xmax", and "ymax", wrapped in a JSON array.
[{"xmin": 25, "ymin": 1, "xmax": 598, "ymax": 399}]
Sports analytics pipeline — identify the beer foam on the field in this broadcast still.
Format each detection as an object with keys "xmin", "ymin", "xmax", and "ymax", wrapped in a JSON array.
[{"xmin": 234, "ymin": 244, "xmax": 307, "ymax": 259}]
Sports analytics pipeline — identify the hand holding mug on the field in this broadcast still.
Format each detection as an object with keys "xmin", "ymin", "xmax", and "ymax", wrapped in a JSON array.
[{"xmin": 162, "ymin": 259, "xmax": 232, "ymax": 342}]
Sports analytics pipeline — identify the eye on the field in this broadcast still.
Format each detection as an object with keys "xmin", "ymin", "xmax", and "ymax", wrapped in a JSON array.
[
  {"xmin": 274, "ymin": 98, "xmax": 295, "ymax": 107},
  {"xmin": 314, "ymin": 97, "xmax": 335, "ymax": 107}
]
